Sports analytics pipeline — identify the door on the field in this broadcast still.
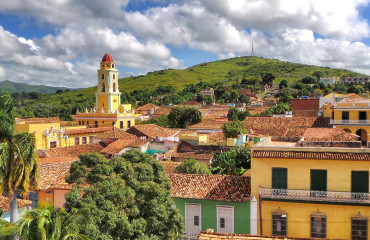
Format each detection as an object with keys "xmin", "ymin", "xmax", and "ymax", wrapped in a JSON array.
[
  {"xmin": 217, "ymin": 206, "xmax": 234, "ymax": 234},
  {"xmin": 185, "ymin": 204, "xmax": 201, "ymax": 235},
  {"xmin": 120, "ymin": 121, "xmax": 124, "ymax": 129},
  {"xmin": 352, "ymin": 171, "xmax": 369, "ymax": 199},
  {"xmin": 127, "ymin": 120, "xmax": 131, "ymax": 128},
  {"xmin": 311, "ymin": 170, "xmax": 327, "ymax": 197},
  {"xmin": 272, "ymin": 168, "xmax": 287, "ymax": 195},
  {"xmin": 74, "ymin": 138, "xmax": 80, "ymax": 145},
  {"xmin": 82, "ymin": 137, "xmax": 87, "ymax": 144},
  {"xmin": 49, "ymin": 141, "xmax": 57, "ymax": 149}
]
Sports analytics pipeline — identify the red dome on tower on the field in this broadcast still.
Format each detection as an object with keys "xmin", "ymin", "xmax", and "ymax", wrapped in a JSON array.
[{"xmin": 101, "ymin": 53, "xmax": 114, "ymax": 63}]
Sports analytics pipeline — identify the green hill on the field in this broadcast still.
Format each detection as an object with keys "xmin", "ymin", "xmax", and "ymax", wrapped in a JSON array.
[
  {"xmin": 35, "ymin": 56, "xmax": 366, "ymax": 103},
  {"xmin": 0, "ymin": 80, "xmax": 71, "ymax": 94}
]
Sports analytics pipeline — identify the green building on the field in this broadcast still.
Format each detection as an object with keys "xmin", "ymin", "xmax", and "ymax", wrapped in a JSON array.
[{"xmin": 168, "ymin": 173, "xmax": 254, "ymax": 239}]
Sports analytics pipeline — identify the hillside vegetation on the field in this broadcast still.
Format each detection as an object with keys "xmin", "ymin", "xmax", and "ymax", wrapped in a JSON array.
[
  {"xmin": 0, "ymin": 80, "xmax": 71, "ymax": 94},
  {"xmin": 7, "ymin": 56, "xmax": 368, "ymax": 120},
  {"xmin": 36, "ymin": 56, "xmax": 365, "ymax": 103}
]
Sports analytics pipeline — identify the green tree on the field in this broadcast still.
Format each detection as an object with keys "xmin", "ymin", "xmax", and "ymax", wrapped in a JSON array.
[
  {"xmin": 168, "ymin": 107, "xmax": 202, "ymax": 128},
  {"xmin": 0, "ymin": 205, "xmax": 88, "ymax": 240},
  {"xmin": 227, "ymin": 107, "xmax": 249, "ymax": 121},
  {"xmin": 140, "ymin": 114, "xmax": 169, "ymax": 127},
  {"xmin": 0, "ymin": 93, "xmax": 39, "ymax": 223},
  {"xmin": 211, "ymin": 147, "xmax": 251, "ymax": 175},
  {"xmin": 260, "ymin": 72, "xmax": 275, "ymax": 86},
  {"xmin": 279, "ymin": 80, "xmax": 289, "ymax": 89},
  {"xmin": 301, "ymin": 76, "xmax": 318, "ymax": 84},
  {"xmin": 174, "ymin": 158, "xmax": 211, "ymax": 175},
  {"xmin": 65, "ymin": 151, "xmax": 183, "ymax": 240},
  {"xmin": 221, "ymin": 120, "xmax": 246, "ymax": 138}
]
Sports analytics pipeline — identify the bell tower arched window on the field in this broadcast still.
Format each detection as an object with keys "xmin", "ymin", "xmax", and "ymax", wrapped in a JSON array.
[
  {"xmin": 102, "ymin": 73, "xmax": 105, "ymax": 80},
  {"xmin": 113, "ymin": 74, "xmax": 115, "ymax": 80},
  {"xmin": 113, "ymin": 82, "xmax": 116, "ymax": 92},
  {"xmin": 102, "ymin": 82, "xmax": 106, "ymax": 92}
]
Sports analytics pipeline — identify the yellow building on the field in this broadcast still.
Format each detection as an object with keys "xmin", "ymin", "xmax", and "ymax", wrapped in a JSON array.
[
  {"xmin": 74, "ymin": 53, "xmax": 140, "ymax": 130},
  {"xmin": 251, "ymin": 135, "xmax": 370, "ymax": 239},
  {"xmin": 323, "ymin": 96, "xmax": 370, "ymax": 147},
  {"xmin": 15, "ymin": 117, "xmax": 111, "ymax": 149}
]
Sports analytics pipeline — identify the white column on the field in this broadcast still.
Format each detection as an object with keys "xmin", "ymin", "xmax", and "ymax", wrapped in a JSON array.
[{"xmin": 250, "ymin": 196, "xmax": 258, "ymax": 235}]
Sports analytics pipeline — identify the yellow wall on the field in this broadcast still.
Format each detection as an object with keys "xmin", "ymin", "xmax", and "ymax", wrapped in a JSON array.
[
  {"xmin": 251, "ymin": 155, "xmax": 370, "ymax": 238},
  {"xmin": 97, "ymin": 95, "xmax": 108, "ymax": 111},
  {"xmin": 112, "ymin": 95, "xmax": 120, "ymax": 112},
  {"xmin": 333, "ymin": 109, "xmax": 370, "ymax": 121},
  {"xmin": 15, "ymin": 122, "xmax": 61, "ymax": 149},
  {"xmin": 260, "ymin": 201, "xmax": 370, "ymax": 239},
  {"xmin": 251, "ymin": 157, "xmax": 370, "ymax": 197}
]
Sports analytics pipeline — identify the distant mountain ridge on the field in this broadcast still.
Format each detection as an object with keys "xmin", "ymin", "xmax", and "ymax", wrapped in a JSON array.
[{"xmin": 0, "ymin": 80, "xmax": 71, "ymax": 94}]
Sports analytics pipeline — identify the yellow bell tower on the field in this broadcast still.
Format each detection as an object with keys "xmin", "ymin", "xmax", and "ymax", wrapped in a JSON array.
[{"xmin": 96, "ymin": 53, "xmax": 121, "ymax": 113}]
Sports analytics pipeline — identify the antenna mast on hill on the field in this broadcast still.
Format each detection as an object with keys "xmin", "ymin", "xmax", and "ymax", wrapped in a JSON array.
[{"xmin": 251, "ymin": 42, "xmax": 255, "ymax": 57}]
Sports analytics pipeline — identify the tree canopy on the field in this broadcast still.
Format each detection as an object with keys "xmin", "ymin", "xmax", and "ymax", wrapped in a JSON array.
[
  {"xmin": 227, "ymin": 107, "xmax": 250, "ymax": 121},
  {"xmin": 221, "ymin": 120, "xmax": 246, "ymax": 138},
  {"xmin": 167, "ymin": 107, "xmax": 202, "ymax": 128},
  {"xmin": 65, "ymin": 151, "xmax": 183, "ymax": 240},
  {"xmin": 173, "ymin": 158, "xmax": 211, "ymax": 175},
  {"xmin": 211, "ymin": 147, "xmax": 251, "ymax": 175}
]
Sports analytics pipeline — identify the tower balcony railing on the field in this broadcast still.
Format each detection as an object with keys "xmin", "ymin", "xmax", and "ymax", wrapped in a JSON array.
[
  {"xmin": 259, "ymin": 187, "xmax": 370, "ymax": 204},
  {"xmin": 330, "ymin": 119, "xmax": 370, "ymax": 125}
]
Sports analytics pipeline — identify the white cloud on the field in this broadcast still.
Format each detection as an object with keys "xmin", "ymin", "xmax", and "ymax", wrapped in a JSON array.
[{"xmin": 1, "ymin": 0, "xmax": 370, "ymax": 88}]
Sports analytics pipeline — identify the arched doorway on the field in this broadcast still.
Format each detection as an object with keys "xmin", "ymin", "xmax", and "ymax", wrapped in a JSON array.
[
  {"xmin": 343, "ymin": 128, "xmax": 352, "ymax": 133},
  {"xmin": 356, "ymin": 129, "xmax": 368, "ymax": 146}
]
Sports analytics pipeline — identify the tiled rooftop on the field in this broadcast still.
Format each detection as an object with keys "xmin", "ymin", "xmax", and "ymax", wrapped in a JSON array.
[
  {"xmin": 245, "ymin": 117, "xmax": 330, "ymax": 137},
  {"xmin": 153, "ymin": 106, "xmax": 171, "ymax": 115},
  {"xmin": 65, "ymin": 127, "xmax": 111, "ymax": 135},
  {"xmin": 94, "ymin": 127, "xmax": 137, "ymax": 140},
  {"xmin": 136, "ymin": 103, "xmax": 158, "ymax": 111},
  {"xmin": 172, "ymin": 151, "xmax": 213, "ymax": 161},
  {"xmin": 252, "ymin": 150, "xmax": 370, "ymax": 160},
  {"xmin": 0, "ymin": 196, "xmax": 32, "ymax": 212},
  {"xmin": 167, "ymin": 173, "xmax": 251, "ymax": 202},
  {"xmin": 337, "ymin": 97, "xmax": 370, "ymax": 104},
  {"xmin": 127, "ymin": 124, "xmax": 179, "ymax": 139},
  {"xmin": 188, "ymin": 119, "xmax": 229, "ymax": 130},
  {"xmin": 40, "ymin": 142, "xmax": 106, "ymax": 159},
  {"xmin": 303, "ymin": 128, "xmax": 359, "ymax": 141},
  {"xmin": 249, "ymin": 107, "xmax": 267, "ymax": 115},
  {"xmin": 16, "ymin": 117, "xmax": 60, "ymax": 124},
  {"xmin": 158, "ymin": 161, "xmax": 181, "ymax": 174},
  {"xmin": 39, "ymin": 161, "xmax": 74, "ymax": 190},
  {"xmin": 101, "ymin": 138, "xmax": 149, "ymax": 154}
]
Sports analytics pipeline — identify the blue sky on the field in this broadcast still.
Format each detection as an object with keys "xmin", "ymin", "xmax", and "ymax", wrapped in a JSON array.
[{"xmin": 1, "ymin": 0, "xmax": 370, "ymax": 88}]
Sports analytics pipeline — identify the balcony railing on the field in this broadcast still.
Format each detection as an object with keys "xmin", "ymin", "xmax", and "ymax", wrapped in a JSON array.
[
  {"xmin": 330, "ymin": 119, "xmax": 370, "ymax": 125},
  {"xmin": 260, "ymin": 187, "xmax": 370, "ymax": 204}
]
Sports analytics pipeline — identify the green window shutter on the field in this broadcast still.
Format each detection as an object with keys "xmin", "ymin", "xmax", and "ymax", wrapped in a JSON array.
[
  {"xmin": 352, "ymin": 171, "xmax": 369, "ymax": 193},
  {"xmin": 311, "ymin": 170, "xmax": 327, "ymax": 191},
  {"xmin": 272, "ymin": 168, "xmax": 287, "ymax": 189}
]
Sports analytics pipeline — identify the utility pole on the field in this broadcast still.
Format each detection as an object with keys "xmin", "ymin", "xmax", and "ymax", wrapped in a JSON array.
[{"xmin": 251, "ymin": 42, "xmax": 255, "ymax": 57}]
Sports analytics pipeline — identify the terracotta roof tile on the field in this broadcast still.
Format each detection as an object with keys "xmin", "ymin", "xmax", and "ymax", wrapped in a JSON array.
[
  {"xmin": 172, "ymin": 151, "xmax": 213, "ymax": 161},
  {"xmin": 136, "ymin": 103, "xmax": 158, "ymax": 111},
  {"xmin": 39, "ymin": 157, "xmax": 77, "ymax": 164},
  {"xmin": 249, "ymin": 107, "xmax": 267, "ymax": 115},
  {"xmin": 94, "ymin": 127, "xmax": 137, "ymax": 140},
  {"xmin": 252, "ymin": 150, "xmax": 370, "ymax": 160},
  {"xmin": 16, "ymin": 117, "xmax": 60, "ymax": 124},
  {"xmin": 338, "ymin": 97, "xmax": 370, "ymax": 103},
  {"xmin": 0, "ymin": 196, "xmax": 32, "ymax": 212},
  {"xmin": 168, "ymin": 173, "xmax": 251, "ymax": 202},
  {"xmin": 65, "ymin": 127, "xmax": 111, "ymax": 135},
  {"xmin": 101, "ymin": 138, "xmax": 149, "ymax": 154},
  {"xmin": 128, "ymin": 124, "xmax": 179, "ymax": 139},
  {"xmin": 158, "ymin": 161, "xmax": 181, "ymax": 174},
  {"xmin": 245, "ymin": 117, "xmax": 331, "ymax": 137},
  {"xmin": 189, "ymin": 119, "xmax": 229, "ymax": 130},
  {"xmin": 41, "ymin": 142, "xmax": 106, "ymax": 159},
  {"xmin": 39, "ymin": 161, "xmax": 74, "ymax": 190},
  {"xmin": 153, "ymin": 106, "xmax": 171, "ymax": 115},
  {"xmin": 303, "ymin": 128, "xmax": 359, "ymax": 141}
]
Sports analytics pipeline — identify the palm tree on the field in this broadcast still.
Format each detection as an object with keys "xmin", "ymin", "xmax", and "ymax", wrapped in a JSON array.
[
  {"xmin": 0, "ymin": 205, "xmax": 89, "ymax": 240},
  {"xmin": 0, "ymin": 93, "xmax": 39, "ymax": 223}
]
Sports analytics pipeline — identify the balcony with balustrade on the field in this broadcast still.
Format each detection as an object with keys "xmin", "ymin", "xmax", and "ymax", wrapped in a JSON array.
[
  {"xmin": 330, "ymin": 119, "xmax": 370, "ymax": 125},
  {"xmin": 259, "ymin": 187, "xmax": 370, "ymax": 205}
]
